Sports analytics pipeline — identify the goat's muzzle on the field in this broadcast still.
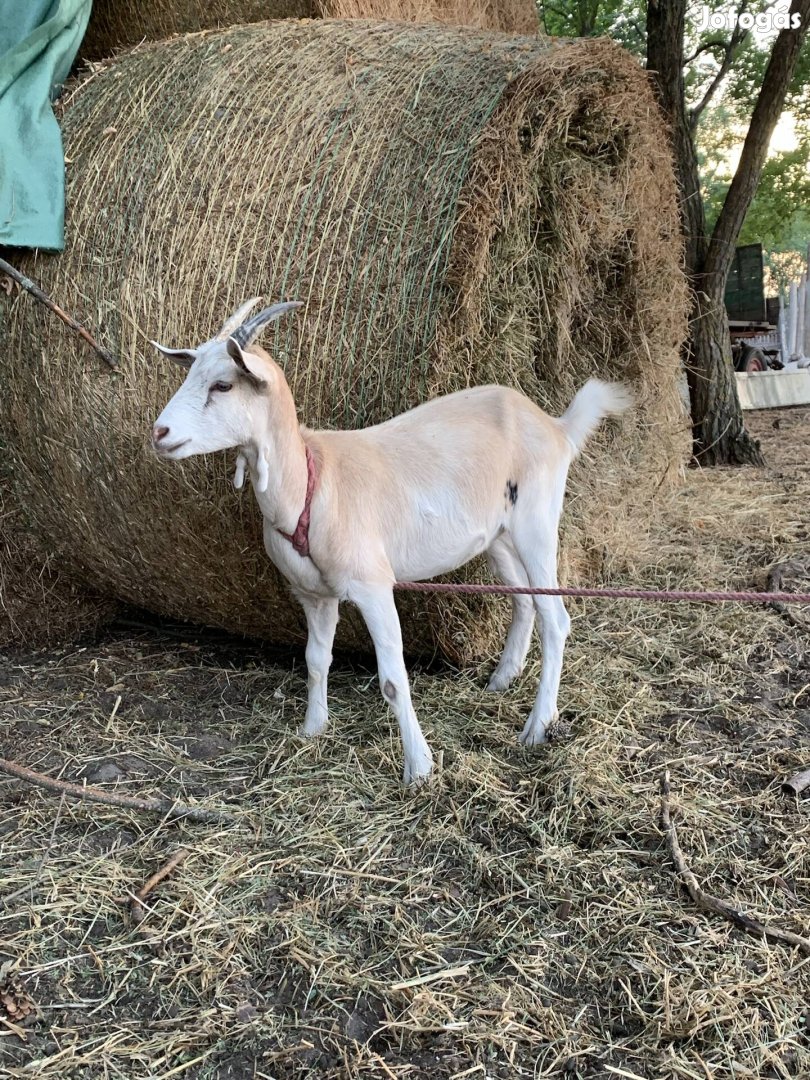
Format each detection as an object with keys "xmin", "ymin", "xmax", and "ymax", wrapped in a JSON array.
[{"xmin": 152, "ymin": 424, "xmax": 188, "ymax": 456}]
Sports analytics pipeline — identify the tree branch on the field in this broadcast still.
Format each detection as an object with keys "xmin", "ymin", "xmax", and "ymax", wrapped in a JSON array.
[
  {"xmin": 130, "ymin": 849, "xmax": 190, "ymax": 925},
  {"xmin": 0, "ymin": 757, "xmax": 241, "ymax": 825},
  {"xmin": 540, "ymin": 0, "xmax": 568, "ymax": 26},
  {"xmin": 684, "ymin": 38, "xmax": 731, "ymax": 65},
  {"xmin": 782, "ymin": 767, "xmax": 810, "ymax": 796},
  {"xmin": 0, "ymin": 256, "xmax": 117, "ymax": 370},
  {"xmin": 628, "ymin": 17, "xmax": 646, "ymax": 44},
  {"xmin": 688, "ymin": 17, "xmax": 750, "ymax": 132},
  {"xmin": 705, "ymin": 0, "xmax": 810, "ymax": 288},
  {"xmin": 660, "ymin": 771, "xmax": 810, "ymax": 955}
]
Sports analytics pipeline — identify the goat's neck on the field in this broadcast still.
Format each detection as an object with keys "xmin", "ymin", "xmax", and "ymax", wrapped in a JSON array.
[{"xmin": 241, "ymin": 387, "xmax": 308, "ymax": 533}]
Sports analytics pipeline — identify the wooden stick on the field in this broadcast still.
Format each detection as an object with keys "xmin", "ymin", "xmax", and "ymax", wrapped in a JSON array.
[
  {"xmin": 782, "ymin": 767, "xmax": 810, "ymax": 796},
  {"xmin": 0, "ymin": 758, "xmax": 239, "ymax": 825},
  {"xmin": 0, "ymin": 255, "xmax": 117, "ymax": 369},
  {"xmin": 130, "ymin": 848, "xmax": 189, "ymax": 925},
  {"xmin": 660, "ymin": 770, "xmax": 810, "ymax": 956}
]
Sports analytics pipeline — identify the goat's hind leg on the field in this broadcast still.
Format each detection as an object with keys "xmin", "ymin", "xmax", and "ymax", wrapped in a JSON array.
[
  {"xmin": 486, "ymin": 535, "xmax": 535, "ymax": 692},
  {"xmin": 510, "ymin": 522, "xmax": 571, "ymax": 746},
  {"xmin": 297, "ymin": 593, "xmax": 339, "ymax": 737}
]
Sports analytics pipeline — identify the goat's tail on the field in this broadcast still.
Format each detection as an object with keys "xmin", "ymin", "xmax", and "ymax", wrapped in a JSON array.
[{"xmin": 558, "ymin": 379, "xmax": 633, "ymax": 455}]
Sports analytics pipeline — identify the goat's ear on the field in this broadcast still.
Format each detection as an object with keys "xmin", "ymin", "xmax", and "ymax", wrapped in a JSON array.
[
  {"xmin": 151, "ymin": 341, "xmax": 197, "ymax": 369},
  {"xmin": 226, "ymin": 336, "xmax": 266, "ymax": 388}
]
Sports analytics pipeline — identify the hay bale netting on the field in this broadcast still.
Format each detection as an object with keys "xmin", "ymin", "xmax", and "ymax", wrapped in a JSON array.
[
  {"xmin": 0, "ymin": 466, "xmax": 116, "ymax": 649},
  {"xmin": 81, "ymin": 0, "xmax": 538, "ymax": 60},
  {"xmin": 1, "ymin": 20, "xmax": 688, "ymax": 662}
]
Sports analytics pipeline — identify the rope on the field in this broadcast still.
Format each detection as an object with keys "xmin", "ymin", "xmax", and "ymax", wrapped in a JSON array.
[{"xmin": 393, "ymin": 581, "xmax": 810, "ymax": 604}]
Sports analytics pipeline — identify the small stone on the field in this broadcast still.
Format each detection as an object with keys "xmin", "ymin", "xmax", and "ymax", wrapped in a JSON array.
[
  {"xmin": 82, "ymin": 760, "xmax": 125, "ymax": 784},
  {"xmin": 235, "ymin": 1001, "xmax": 258, "ymax": 1023}
]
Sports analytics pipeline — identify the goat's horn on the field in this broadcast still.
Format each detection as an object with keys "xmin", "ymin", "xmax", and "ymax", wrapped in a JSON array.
[
  {"xmin": 215, "ymin": 297, "xmax": 263, "ymax": 341},
  {"xmin": 230, "ymin": 301, "xmax": 304, "ymax": 350}
]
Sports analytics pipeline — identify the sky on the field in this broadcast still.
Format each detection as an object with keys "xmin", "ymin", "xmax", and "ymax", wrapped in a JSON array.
[{"xmin": 724, "ymin": 112, "xmax": 799, "ymax": 172}]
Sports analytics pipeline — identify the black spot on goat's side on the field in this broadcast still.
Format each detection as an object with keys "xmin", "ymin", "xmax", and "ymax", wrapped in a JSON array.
[{"xmin": 505, "ymin": 480, "xmax": 518, "ymax": 506}]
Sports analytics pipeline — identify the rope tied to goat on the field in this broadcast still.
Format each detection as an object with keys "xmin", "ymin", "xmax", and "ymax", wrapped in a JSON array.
[{"xmin": 394, "ymin": 582, "xmax": 810, "ymax": 603}]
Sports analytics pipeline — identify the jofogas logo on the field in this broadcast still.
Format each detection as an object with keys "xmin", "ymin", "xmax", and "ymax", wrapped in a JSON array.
[{"xmin": 696, "ymin": 7, "xmax": 802, "ymax": 33}]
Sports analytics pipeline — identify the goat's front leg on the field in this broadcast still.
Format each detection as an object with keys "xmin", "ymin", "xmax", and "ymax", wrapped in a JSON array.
[
  {"xmin": 349, "ymin": 582, "xmax": 434, "ymax": 785},
  {"xmin": 297, "ymin": 594, "xmax": 339, "ymax": 737}
]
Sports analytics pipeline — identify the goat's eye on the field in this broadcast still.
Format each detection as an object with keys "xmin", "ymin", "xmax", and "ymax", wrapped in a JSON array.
[{"xmin": 211, "ymin": 381, "xmax": 232, "ymax": 393}]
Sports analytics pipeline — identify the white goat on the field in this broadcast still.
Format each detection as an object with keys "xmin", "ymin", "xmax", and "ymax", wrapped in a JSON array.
[{"xmin": 152, "ymin": 299, "xmax": 630, "ymax": 784}]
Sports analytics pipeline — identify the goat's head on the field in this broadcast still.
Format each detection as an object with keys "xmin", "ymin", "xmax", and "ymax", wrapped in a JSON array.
[{"xmin": 151, "ymin": 299, "xmax": 303, "ymax": 462}]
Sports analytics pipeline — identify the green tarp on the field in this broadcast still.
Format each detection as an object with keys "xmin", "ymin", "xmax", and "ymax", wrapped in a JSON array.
[{"xmin": 0, "ymin": 0, "xmax": 91, "ymax": 250}]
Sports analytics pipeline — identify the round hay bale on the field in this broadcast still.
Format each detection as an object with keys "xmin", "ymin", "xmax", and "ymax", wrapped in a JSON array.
[
  {"xmin": 0, "ymin": 472, "xmax": 115, "ymax": 649},
  {"xmin": 322, "ymin": 0, "xmax": 538, "ymax": 34},
  {"xmin": 81, "ymin": 2, "xmax": 317, "ymax": 61},
  {"xmin": 1, "ymin": 20, "xmax": 688, "ymax": 662},
  {"xmin": 81, "ymin": 0, "xmax": 537, "ymax": 61}
]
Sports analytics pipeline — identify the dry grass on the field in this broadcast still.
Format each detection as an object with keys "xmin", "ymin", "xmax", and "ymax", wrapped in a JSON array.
[
  {"xmin": 81, "ymin": 1, "xmax": 317, "ymax": 61},
  {"xmin": 0, "ymin": 21, "xmax": 687, "ymax": 661},
  {"xmin": 1, "ymin": 407, "xmax": 808, "ymax": 1079},
  {"xmin": 325, "ymin": 0, "xmax": 537, "ymax": 33},
  {"xmin": 81, "ymin": 0, "xmax": 538, "ymax": 61}
]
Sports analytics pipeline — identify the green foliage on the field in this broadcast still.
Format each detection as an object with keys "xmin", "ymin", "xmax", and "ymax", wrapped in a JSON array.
[
  {"xmin": 765, "ymin": 235, "xmax": 809, "ymax": 293},
  {"xmin": 538, "ymin": 0, "xmax": 645, "ymax": 52},
  {"xmin": 700, "ymin": 119, "xmax": 810, "ymax": 289},
  {"xmin": 539, "ymin": 1, "xmax": 810, "ymax": 284},
  {"xmin": 720, "ymin": 18, "xmax": 810, "ymax": 135}
]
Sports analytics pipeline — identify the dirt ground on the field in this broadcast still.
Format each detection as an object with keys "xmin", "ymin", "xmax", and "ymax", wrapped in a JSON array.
[{"xmin": 1, "ymin": 407, "xmax": 808, "ymax": 1080}]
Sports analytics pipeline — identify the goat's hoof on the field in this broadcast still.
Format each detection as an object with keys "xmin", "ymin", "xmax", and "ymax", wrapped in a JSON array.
[
  {"xmin": 518, "ymin": 728, "xmax": 547, "ymax": 747},
  {"xmin": 403, "ymin": 750, "xmax": 434, "ymax": 787},
  {"xmin": 299, "ymin": 717, "xmax": 328, "ymax": 738},
  {"xmin": 518, "ymin": 717, "xmax": 552, "ymax": 746},
  {"xmin": 487, "ymin": 668, "xmax": 520, "ymax": 692}
]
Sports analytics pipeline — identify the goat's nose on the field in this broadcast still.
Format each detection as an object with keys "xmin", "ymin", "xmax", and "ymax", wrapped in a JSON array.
[{"xmin": 152, "ymin": 424, "xmax": 170, "ymax": 444}]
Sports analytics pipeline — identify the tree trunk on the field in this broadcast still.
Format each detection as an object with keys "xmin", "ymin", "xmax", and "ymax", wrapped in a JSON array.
[
  {"xmin": 693, "ymin": 0, "xmax": 809, "ymax": 460},
  {"xmin": 646, "ymin": 0, "xmax": 764, "ymax": 465},
  {"xmin": 686, "ymin": 282, "xmax": 762, "ymax": 465}
]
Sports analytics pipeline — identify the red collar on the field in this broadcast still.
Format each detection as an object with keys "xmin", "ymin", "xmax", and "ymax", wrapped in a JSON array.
[{"xmin": 277, "ymin": 444, "xmax": 318, "ymax": 558}]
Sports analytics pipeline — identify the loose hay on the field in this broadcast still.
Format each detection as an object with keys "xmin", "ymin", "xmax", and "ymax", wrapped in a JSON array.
[
  {"xmin": 0, "ymin": 21, "xmax": 687, "ymax": 659},
  {"xmin": 0, "ymin": 409, "xmax": 807, "ymax": 1079},
  {"xmin": 81, "ymin": 1, "xmax": 317, "ymax": 60},
  {"xmin": 322, "ymin": 0, "xmax": 538, "ymax": 33},
  {"xmin": 80, "ymin": 0, "xmax": 538, "ymax": 61}
]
